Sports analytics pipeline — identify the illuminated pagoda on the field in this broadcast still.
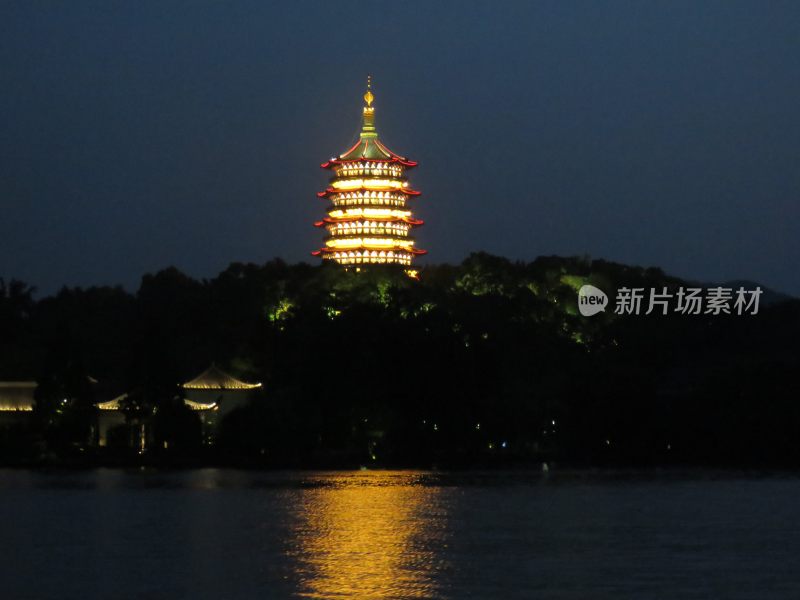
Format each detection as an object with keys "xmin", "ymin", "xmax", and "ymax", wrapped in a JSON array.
[{"xmin": 313, "ymin": 76, "xmax": 425, "ymax": 267}]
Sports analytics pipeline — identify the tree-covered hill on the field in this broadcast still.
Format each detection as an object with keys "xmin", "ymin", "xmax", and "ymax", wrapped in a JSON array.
[{"xmin": 1, "ymin": 253, "xmax": 798, "ymax": 467}]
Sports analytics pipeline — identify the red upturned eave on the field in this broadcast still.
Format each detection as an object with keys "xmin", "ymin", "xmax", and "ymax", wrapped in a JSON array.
[
  {"xmin": 313, "ymin": 247, "xmax": 427, "ymax": 255},
  {"xmin": 320, "ymin": 139, "xmax": 418, "ymax": 169},
  {"xmin": 320, "ymin": 157, "xmax": 418, "ymax": 169},
  {"xmin": 316, "ymin": 187, "xmax": 421, "ymax": 198},
  {"xmin": 314, "ymin": 216, "xmax": 424, "ymax": 226}
]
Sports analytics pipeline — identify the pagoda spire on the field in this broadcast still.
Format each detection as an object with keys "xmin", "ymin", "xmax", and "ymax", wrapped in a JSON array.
[{"xmin": 361, "ymin": 74, "xmax": 377, "ymax": 139}]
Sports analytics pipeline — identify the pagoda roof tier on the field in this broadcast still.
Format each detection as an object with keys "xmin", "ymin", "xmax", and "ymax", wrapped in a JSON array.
[
  {"xmin": 96, "ymin": 393, "xmax": 127, "ymax": 411},
  {"xmin": 313, "ymin": 246, "xmax": 427, "ymax": 256},
  {"xmin": 317, "ymin": 186, "xmax": 421, "ymax": 199},
  {"xmin": 184, "ymin": 399, "xmax": 219, "ymax": 411},
  {"xmin": 322, "ymin": 234, "xmax": 421, "ymax": 245},
  {"xmin": 323, "ymin": 205, "xmax": 416, "ymax": 217},
  {"xmin": 348, "ymin": 137, "xmax": 414, "ymax": 163},
  {"xmin": 314, "ymin": 216, "xmax": 423, "ymax": 226},
  {"xmin": 181, "ymin": 365, "xmax": 262, "ymax": 390},
  {"xmin": 320, "ymin": 144, "xmax": 417, "ymax": 169},
  {"xmin": 325, "ymin": 208, "xmax": 415, "ymax": 220}
]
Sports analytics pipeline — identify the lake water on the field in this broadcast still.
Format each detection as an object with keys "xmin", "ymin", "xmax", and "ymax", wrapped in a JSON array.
[{"xmin": 0, "ymin": 469, "xmax": 798, "ymax": 599}]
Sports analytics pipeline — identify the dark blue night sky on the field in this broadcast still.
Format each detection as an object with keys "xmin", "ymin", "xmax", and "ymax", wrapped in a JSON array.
[{"xmin": 1, "ymin": 1, "xmax": 798, "ymax": 294}]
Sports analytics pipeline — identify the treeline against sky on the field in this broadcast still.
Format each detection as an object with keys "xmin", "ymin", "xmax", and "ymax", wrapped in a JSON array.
[{"xmin": 1, "ymin": 253, "xmax": 798, "ymax": 467}]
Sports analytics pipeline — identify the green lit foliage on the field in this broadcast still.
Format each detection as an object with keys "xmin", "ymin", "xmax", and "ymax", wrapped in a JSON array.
[
  {"xmin": 267, "ymin": 298, "xmax": 294, "ymax": 323},
  {"xmin": 324, "ymin": 305, "xmax": 342, "ymax": 320}
]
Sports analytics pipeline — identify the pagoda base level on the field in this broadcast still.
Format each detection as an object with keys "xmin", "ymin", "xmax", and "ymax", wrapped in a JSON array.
[{"xmin": 322, "ymin": 253, "xmax": 416, "ymax": 266}]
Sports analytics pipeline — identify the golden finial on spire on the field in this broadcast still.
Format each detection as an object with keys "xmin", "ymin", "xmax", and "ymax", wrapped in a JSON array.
[{"xmin": 363, "ymin": 74, "xmax": 374, "ymax": 107}]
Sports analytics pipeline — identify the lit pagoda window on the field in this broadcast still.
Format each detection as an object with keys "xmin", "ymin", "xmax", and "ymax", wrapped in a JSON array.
[{"xmin": 313, "ymin": 76, "xmax": 426, "ymax": 268}]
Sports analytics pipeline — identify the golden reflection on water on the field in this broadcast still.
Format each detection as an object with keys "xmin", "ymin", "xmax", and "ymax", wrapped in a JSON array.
[{"xmin": 289, "ymin": 471, "xmax": 449, "ymax": 599}]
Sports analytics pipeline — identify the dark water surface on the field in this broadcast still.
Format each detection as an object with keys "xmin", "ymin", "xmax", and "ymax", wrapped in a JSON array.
[{"xmin": 0, "ymin": 469, "xmax": 798, "ymax": 599}]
